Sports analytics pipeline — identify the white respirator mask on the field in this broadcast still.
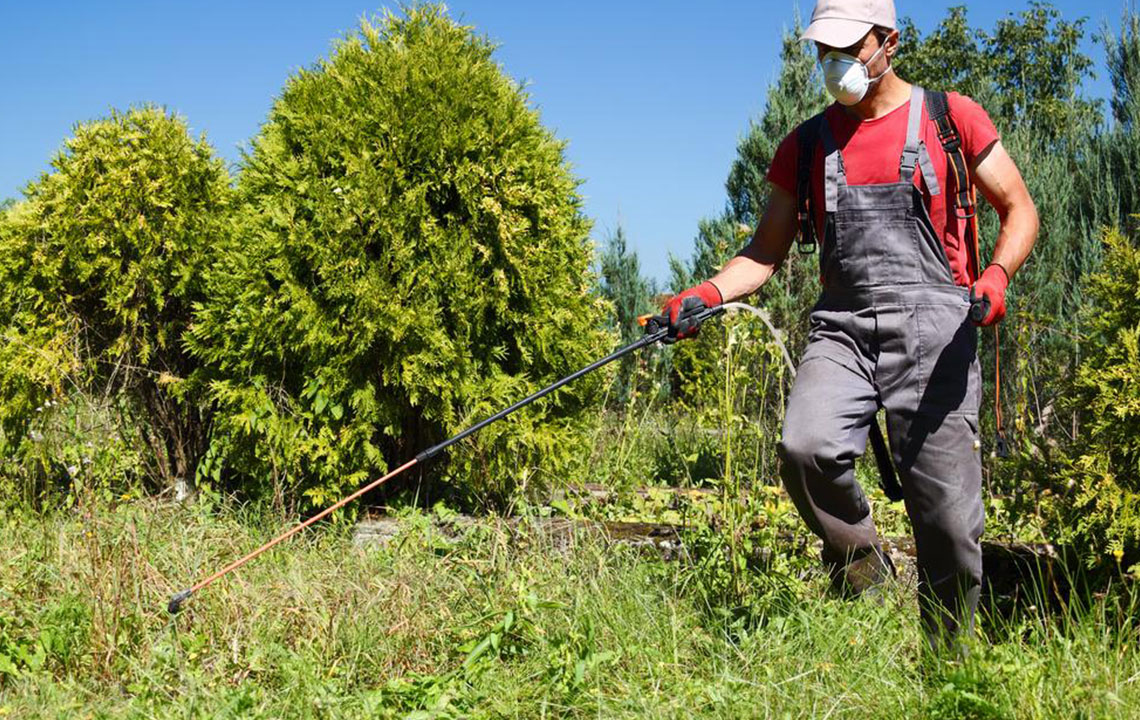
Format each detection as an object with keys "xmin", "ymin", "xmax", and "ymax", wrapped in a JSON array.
[{"xmin": 820, "ymin": 41, "xmax": 892, "ymax": 106}]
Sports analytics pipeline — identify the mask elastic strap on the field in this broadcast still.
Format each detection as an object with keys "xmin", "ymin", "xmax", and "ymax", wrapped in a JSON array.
[{"xmin": 865, "ymin": 43, "xmax": 891, "ymax": 84}]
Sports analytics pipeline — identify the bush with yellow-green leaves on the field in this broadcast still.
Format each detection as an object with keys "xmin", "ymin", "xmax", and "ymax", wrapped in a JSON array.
[
  {"xmin": 186, "ymin": 6, "xmax": 611, "ymax": 508},
  {"xmin": 0, "ymin": 107, "xmax": 231, "ymax": 498},
  {"xmin": 1052, "ymin": 228, "xmax": 1140, "ymax": 572}
]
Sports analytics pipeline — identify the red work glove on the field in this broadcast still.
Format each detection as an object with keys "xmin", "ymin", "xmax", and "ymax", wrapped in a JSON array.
[
  {"xmin": 659, "ymin": 281, "xmax": 723, "ymax": 343},
  {"xmin": 969, "ymin": 263, "xmax": 1010, "ymax": 326}
]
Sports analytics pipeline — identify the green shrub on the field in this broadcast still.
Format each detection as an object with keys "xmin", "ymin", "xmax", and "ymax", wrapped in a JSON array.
[
  {"xmin": 0, "ymin": 107, "xmax": 231, "ymax": 496},
  {"xmin": 189, "ymin": 6, "xmax": 611, "ymax": 508},
  {"xmin": 1051, "ymin": 228, "xmax": 1140, "ymax": 571}
]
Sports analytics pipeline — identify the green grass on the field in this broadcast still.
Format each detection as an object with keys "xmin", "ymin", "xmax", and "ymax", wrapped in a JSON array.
[{"xmin": 0, "ymin": 501, "xmax": 1137, "ymax": 718}]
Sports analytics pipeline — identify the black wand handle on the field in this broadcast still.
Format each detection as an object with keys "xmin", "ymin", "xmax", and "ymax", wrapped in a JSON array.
[{"xmin": 969, "ymin": 292, "xmax": 991, "ymax": 324}]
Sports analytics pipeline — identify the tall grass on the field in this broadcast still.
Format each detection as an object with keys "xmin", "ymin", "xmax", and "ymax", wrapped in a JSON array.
[{"xmin": 0, "ymin": 501, "xmax": 1136, "ymax": 718}]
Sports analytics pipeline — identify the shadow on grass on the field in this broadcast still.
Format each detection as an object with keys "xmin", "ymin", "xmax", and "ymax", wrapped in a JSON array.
[{"xmin": 979, "ymin": 542, "xmax": 1137, "ymax": 642}]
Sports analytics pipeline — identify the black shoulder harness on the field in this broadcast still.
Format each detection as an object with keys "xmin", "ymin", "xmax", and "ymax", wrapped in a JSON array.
[
  {"xmin": 925, "ymin": 89, "xmax": 980, "ymax": 279},
  {"xmin": 794, "ymin": 113, "xmax": 825, "ymax": 254}
]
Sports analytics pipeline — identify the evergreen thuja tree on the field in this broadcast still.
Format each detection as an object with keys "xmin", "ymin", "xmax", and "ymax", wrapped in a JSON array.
[
  {"xmin": 0, "ymin": 107, "xmax": 231, "ymax": 496},
  {"xmin": 1053, "ymin": 229, "xmax": 1140, "ymax": 572},
  {"xmin": 1105, "ymin": 7, "xmax": 1140, "ymax": 128},
  {"xmin": 190, "ymin": 6, "xmax": 611, "ymax": 508}
]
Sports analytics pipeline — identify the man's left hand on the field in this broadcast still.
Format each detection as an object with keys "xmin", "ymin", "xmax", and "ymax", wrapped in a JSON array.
[{"xmin": 970, "ymin": 263, "xmax": 1009, "ymax": 326}]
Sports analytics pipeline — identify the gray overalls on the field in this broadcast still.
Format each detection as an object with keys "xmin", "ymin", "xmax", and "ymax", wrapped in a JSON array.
[{"xmin": 778, "ymin": 86, "xmax": 984, "ymax": 643}]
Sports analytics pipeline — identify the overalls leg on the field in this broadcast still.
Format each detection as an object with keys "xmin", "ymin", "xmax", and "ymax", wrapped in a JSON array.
[
  {"xmin": 882, "ymin": 300, "xmax": 984, "ymax": 646},
  {"xmin": 779, "ymin": 329, "xmax": 890, "ymax": 591}
]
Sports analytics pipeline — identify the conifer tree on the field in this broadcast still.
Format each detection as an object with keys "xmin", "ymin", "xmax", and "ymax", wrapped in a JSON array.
[
  {"xmin": 189, "ymin": 6, "xmax": 611, "ymax": 507},
  {"xmin": 598, "ymin": 225, "xmax": 658, "ymax": 402},
  {"xmin": 725, "ymin": 19, "xmax": 828, "ymax": 229},
  {"xmin": 0, "ymin": 107, "xmax": 230, "ymax": 495}
]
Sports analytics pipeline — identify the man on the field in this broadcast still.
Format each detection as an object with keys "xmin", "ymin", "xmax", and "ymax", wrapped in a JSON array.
[{"xmin": 661, "ymin": 0, "xmax": 1038, "ymax": 647}]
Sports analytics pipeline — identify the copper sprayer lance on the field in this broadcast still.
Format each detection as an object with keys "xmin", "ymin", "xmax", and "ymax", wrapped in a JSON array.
[{"xmin": 167, "ymin": 304, "xmax": 725, "ymax": 614}]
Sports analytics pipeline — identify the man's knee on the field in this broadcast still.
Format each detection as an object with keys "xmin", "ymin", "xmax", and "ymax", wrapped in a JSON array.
[
  {"xmin": 780, "ymin": 415, "xmax": 831, "ymax": 472},
  {"xmin": 779, "ymin": 415, "xmax": 874, "ymax": 529},
  {"xmin": 778, "ymin": 415, "xmax": 857, "ymax": 478}
]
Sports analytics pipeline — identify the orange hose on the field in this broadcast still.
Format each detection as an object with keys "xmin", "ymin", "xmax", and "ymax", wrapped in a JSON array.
[{"xmin": 994, "ymin": 325, "xmax": 1003, "ymax": 438}]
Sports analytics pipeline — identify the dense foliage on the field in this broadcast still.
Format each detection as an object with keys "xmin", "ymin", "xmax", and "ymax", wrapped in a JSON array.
[
  {"xmin": 1052, "ymin": 229, "xmax": 1140, "ymax": 570},
  {"xmin": 897, "ymin": 3, "xmax": 1101, "ymax": 140},
  {"xmin": 0, "ymin": 108, "xmax": 230, "ymax": 496},
  {"xmin": 187, "ymin": 7, "xmax": 611, "ymax": 508},
  {"xmin": 1084, "ymin": 10, "xmax": 1140, "ymax": 233}
]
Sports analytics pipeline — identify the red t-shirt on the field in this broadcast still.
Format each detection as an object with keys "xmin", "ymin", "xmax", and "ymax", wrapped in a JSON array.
[{"xmin": 766, "ymin": 91, "xmax": 1000, "ymax": 287}]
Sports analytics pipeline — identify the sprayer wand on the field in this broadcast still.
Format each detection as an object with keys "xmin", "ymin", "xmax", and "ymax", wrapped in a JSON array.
[{"xmin": 167, "ymin": 305, "xmax": 725, "ymax": 614}]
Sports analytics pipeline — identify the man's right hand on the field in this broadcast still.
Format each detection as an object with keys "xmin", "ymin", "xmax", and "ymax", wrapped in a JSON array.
[
  {"xmin": 645, "ymin": 184, "xmax": 796, "ymax": 343},
  {"xmin": 656, "ymin": 281, "xmax": 723, "ymax": 344}
]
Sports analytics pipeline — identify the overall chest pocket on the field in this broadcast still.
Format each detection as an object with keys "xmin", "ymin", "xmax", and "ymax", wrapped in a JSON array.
[{"xmin": 829, "ymin": 205, "xmax": 922, "ymax": 287}]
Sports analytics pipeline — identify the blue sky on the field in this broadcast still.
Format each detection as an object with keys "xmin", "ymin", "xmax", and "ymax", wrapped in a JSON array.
[{"xmin": 1, "ymin": 0, "xmax": 1123, "ymax": 282}]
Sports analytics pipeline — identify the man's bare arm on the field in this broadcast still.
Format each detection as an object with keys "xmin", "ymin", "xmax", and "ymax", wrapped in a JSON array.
[
  {"xmin": 971, "ymin": 141, "xmax": 1038, "ymax": 278},
  {"xmin": 708, "ymin": 185, "xmax": 799, "ymax": 302}
]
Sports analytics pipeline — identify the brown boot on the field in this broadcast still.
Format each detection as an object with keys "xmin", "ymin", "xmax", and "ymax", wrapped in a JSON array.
[{"xmin": 829, "ymin": 546, "xmax": 896, "ymax": 600}]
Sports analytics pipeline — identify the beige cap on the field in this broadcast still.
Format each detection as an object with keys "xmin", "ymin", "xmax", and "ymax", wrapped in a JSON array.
[{"xmin": 801, "ymin": 0, "xmax": 897, "ymax": 49}]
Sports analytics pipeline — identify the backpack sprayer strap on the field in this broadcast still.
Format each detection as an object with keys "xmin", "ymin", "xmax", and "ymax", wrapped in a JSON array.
[{"xmin": 795, "ymin": 114, "xmax": 824, "ymax": 254}]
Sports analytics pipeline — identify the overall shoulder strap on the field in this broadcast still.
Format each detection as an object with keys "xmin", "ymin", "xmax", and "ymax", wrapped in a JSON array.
[
  {"xmin": 904, "ymin": 87, "xmax": 942, "ymax": 196},
  {"xmin": 900, "ymin": 86, "xmax": 925, "ymax": 182},
  {"xmin": 795, "ymin": 113, "xmax": 825, "ymax": 254}
]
